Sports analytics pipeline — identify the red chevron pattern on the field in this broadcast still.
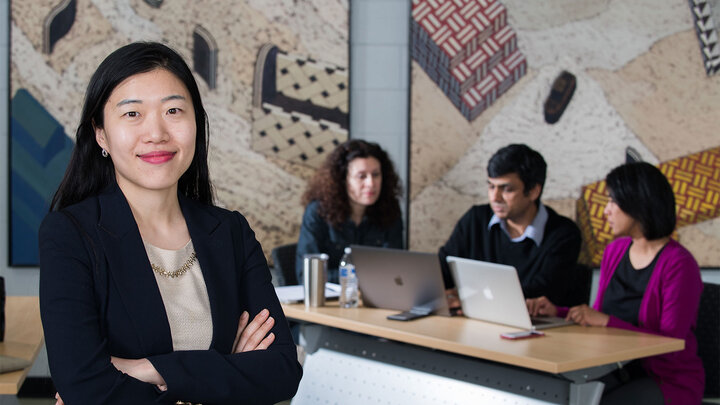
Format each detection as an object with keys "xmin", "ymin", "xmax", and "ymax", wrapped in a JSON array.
[
  {"xmin": 451, "ymin": 25, "xmax": 518, "ymax": 91},
  {"xmin": 412, "ymin": 0, "xmax": 507, "ymax": 68},
  {"xmin": 411, "ymin": 0, "xmax": 526, "ymax": 121}
]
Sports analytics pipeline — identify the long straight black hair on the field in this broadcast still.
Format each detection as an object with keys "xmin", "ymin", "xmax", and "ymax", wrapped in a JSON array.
[{"xmin": 50, "ymin": 42, "xmax": 214, "ymax": 211}]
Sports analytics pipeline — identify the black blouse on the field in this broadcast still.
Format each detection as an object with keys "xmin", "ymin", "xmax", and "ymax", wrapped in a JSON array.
[{"xmin": 602, "ymin": 244, "xmax": 664, "ymax": 326}]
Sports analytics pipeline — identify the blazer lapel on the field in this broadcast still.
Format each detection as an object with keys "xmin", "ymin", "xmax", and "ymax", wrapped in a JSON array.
[
  {"xmin": 180, "ymin": 197, "xmax": 239, "ymax": 353},
  {"xmin": 96, "ymin": 186, "xmax": 174, "ymax": 355}
]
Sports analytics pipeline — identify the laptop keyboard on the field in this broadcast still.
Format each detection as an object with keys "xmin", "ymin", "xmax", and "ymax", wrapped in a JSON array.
[{"xmin": 530, "ymin": 317, "xmax": 553, "ymax": 325}]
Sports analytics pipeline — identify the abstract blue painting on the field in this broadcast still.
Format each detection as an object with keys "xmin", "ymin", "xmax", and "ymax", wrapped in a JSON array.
[{"xmin": 10, "ymin": 89, "xmax": 73, "ymax": 266}]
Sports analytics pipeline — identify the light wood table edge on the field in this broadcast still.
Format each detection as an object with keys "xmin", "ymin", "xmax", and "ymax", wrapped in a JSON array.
[
  {"xmin": 0, "ymin": 296, "xmax": 44, "ymax": 395},
  {"xmin": 0, "ymin": 348, "xmax": 43, "ymax": 395},
  {"xmin": 283, "ymin": 304, "xmax": 684, "ymax": 374}
]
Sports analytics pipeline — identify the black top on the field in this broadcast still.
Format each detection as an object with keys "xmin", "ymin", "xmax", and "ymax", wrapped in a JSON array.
[
  {"xmin": 439, "ymin": 204, "xmax": 582, "ymax": 306},
  {"xmin": 296, "ymin": 200, "xmax": 403, "ymax": 284},
  {"xmin": 602, "ymin": 244, "xmax": 663, "ymax": 326}
]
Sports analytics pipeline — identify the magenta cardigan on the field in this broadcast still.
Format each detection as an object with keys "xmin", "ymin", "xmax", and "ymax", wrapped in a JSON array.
[{"xmin": 559, "ymin": 238, "xmax": 704, "ymax": 404}]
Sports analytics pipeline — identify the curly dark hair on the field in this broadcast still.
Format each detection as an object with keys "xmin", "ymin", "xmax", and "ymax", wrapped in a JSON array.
[{"xmin": 302, "ymin": 139, "xmax": 402, "ymax": 228}]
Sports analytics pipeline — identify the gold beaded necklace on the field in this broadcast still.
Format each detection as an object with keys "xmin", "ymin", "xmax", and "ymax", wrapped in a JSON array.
[{"xmin": 151, "ymin": 251, "xmax": 197, "ymax": 278}]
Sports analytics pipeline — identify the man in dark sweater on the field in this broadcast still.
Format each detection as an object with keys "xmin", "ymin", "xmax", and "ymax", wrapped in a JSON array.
[{"xmin": 439, "ymin": 144, "xmax": 582, "ymax": 307}]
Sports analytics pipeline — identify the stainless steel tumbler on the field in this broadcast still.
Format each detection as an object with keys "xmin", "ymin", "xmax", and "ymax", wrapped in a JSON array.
[{"xmin": 303, "ymin": 253, "xmax": 329, "ymax": 308}]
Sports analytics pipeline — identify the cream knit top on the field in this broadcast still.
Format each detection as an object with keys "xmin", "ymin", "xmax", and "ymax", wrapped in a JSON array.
[{"xmin": 144, "ymin": 240, "xmax": 213, "ymax": 351}]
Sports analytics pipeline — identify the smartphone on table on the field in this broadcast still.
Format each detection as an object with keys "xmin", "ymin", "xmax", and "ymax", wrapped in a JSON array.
[{"xmin": 500, "ymin": 330, "xmax": 545, "ymax": 340}]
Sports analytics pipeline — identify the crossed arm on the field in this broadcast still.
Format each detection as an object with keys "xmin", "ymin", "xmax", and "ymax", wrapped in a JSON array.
[
  {"xmin": 55, "ymin": 309, "xmax": 277, "ymax": 405},
  {"xmin": 116, "ymin": 309, "xmax": 276, "ymax": 390}
]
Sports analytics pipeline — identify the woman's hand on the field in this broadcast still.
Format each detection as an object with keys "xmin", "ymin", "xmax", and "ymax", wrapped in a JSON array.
[
  {"xmin": 566, "ymin": 304, "xmax": 609, "ymax": 327},
  {"xmin": 232, "ymin": 309, "xmax": 276, "ymax": 353},
  {"xmin": 105, "ymin": 309, "xmax": 275, "ymax": 395},
  {"xmin": 110, "ymin": 356, "xmax": 167, "ymax": 391},
  {"xmin": 57, "ymin": 358, "xmax": 168, "ymax": 398},
  {"xmin": 526, "ymin": 296, "xmax": 558, "ymax": 317}
]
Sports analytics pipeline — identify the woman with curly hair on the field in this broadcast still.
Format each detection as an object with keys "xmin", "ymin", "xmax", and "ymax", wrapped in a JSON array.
[{"xmin": 295, "ymin": 140, "xmax": 404, "ymax": 284}]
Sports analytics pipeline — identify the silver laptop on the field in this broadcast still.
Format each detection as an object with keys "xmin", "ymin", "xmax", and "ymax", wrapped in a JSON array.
[
  {"xmin": 352, "ymin": 245, "xmax": 451, "ymax": 317},
  {"xmin": 446, "ymin": 256, "xmax": 573, "ymax": 330}
]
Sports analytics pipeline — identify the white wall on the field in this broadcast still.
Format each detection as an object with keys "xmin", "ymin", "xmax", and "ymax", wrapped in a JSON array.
[{"xmin": 350, "ymin": 0, "xmax": 410, "ymax": 231}]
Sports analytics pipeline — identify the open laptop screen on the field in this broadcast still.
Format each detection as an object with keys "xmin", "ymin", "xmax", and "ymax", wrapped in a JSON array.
[
  {"xmin": 447, "ymin": 256, "xmax": 572, "ymax": 330},
  {"xmin": 352, "ymin": 246, "xmax": 451, "ymax": 316}
]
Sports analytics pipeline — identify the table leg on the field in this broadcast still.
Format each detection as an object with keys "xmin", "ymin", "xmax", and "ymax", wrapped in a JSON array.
[{"xmin": 569, "ymin": 381, "xmax": 604, "ymax": 405}]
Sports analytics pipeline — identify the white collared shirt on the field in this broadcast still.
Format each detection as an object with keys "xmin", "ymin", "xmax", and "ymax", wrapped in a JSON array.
[{"xmin": 487, "ymin": 203, "xmax": 548, "ymax": 247}]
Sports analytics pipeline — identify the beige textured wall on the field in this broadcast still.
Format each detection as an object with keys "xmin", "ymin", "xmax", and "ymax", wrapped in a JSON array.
[
  {"xmin": 410, "ymin": 0, "xmax": 720, "ymax": 266},
  {"xmin": 11, "ymin": 0, "xmax": 348, "ymax": 260}
]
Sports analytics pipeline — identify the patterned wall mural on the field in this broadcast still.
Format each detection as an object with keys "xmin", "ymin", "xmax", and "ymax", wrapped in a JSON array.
[
  {"xmin": 9, "ymin": 0, "xmax": 348, "ymax": 265},
  {"xmin": 578, "ymin": 147, "xmax": 720, "ymax": 265},
  {"xmin": 411, "ymin": 0, "xmax": 526, "ymax": 121},
  {"xmin": 689, "ymin": 0, "xmax": 720, "ymax": 75},
  {"xmin": 251, "ymin": 44, "xmax": 348, "ymax": 168},
  {"xmin": 409, "ymin": 0, "xmax": 720, "ymax": 267},
  {"xmin": 10, "ymin": 89, "xmax": 74, "ymax": 265}
]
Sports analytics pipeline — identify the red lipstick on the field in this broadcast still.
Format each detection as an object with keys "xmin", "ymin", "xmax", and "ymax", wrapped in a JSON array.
[{"xmin": 138, "ymin": 151, "xmax": 175, "ymax": 164}]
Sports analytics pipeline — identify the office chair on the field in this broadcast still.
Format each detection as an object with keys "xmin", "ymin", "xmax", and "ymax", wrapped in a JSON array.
[
  {"xmin": 271, "ymin": 243, "xmax": 299, "ymax": 286},
  {"xmin": 696, "ymin": 282, "xmax": 719, "ymax": 401}
]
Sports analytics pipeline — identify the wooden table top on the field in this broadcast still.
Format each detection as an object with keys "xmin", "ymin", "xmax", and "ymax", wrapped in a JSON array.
[
  {"xmin": 282, "ymin": 303, "xmax": 684, "ymax": 374},
  {"xmin": 0, "ymin": 296, "xmax": 44, "ymax": 395}
]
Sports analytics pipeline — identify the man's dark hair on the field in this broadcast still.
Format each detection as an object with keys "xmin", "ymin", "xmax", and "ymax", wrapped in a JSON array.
[
  {"xmin": 605, "ymin": 162, "xmax": 676, "ymax": 240},
  {"xmin": 487, "ymin": 144, "xmax": 547, "ymax": 201}
]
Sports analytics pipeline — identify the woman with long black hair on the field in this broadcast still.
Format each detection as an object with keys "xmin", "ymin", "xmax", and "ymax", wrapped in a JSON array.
[{"xmin": 40, "ymin": 42, "xmax": 302, "ymax": 404}]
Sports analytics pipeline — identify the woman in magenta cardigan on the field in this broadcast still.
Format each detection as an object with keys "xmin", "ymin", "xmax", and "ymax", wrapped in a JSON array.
[{"xmin": 527, "ymin": 162, "xmax": 704, "ymax": 404}]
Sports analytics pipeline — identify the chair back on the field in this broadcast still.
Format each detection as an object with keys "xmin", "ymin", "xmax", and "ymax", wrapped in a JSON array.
[
  {"xmin": 697, "ymin": 282, "xmax": 719, "ymax": 398},
  {"xmin": 271, "ymin": 243, "xmax": 298, "ymax": 286}
]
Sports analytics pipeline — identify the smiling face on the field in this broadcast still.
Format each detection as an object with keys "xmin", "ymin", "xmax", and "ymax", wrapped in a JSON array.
[
  {"xmin": 346, "ymin": 157, "xmax": 382, "ymax": 210},
  {"xmin": 487, "ymin": 173, "xmax": 540, "ymax": 222},
  {"xmin": 95, "ymin": 68, "xmax": 196, "ymax": 197}
]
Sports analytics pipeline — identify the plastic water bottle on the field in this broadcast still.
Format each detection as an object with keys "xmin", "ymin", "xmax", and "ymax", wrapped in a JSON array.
[{"xmin": 339, "ymin": 247, "xmax": 358, "ymax": 308}]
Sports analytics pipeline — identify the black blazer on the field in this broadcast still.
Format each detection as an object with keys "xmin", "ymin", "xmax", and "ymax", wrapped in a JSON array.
[{"xmin": 39, "ymin": 185, "xmax": 302, "ymax": 404}]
